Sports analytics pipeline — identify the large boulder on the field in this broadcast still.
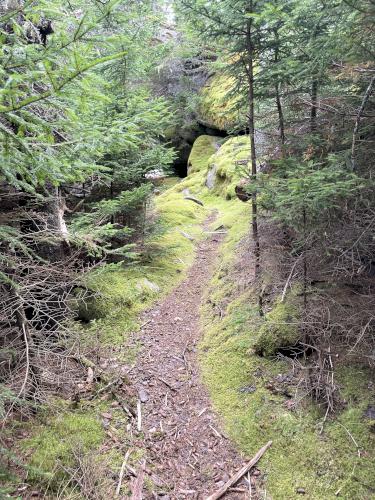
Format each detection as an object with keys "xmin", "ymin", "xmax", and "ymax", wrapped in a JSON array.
[
  {"xmin": 205, "ymin": 136, "xmax": 251, "ymax": 199},
  {"xmin": 187, "ymin": 135, "xmax": 221, "ymax": 174},
  {"xmin": 198, "ymin": 72, "xmax": 246, "ymax": 133}
]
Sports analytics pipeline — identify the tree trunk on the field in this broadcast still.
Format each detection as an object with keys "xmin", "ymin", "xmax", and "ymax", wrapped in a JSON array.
[
  {"xmin": 274, "ymin": 29, "xmax": 285, "ymax": 148},
  {"xmin": 246, "ymin": 2, "xmax": 263, "ymax": 316},
  {"xmin": 302, "ymin": 206, "xmax": 307, "ymax": 308},
  {"xmin": 351, "ymin": 75, "xmax": 375, "ymax": 170},
  {"xmin": 310, "ymin": 79, "xmax": 318, "ymax": 133}
]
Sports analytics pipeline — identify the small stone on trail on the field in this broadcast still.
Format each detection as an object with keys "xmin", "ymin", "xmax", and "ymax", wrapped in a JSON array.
[{"xmin": 139, "ymin": 388, "xmax": 149, "ymax": 402}]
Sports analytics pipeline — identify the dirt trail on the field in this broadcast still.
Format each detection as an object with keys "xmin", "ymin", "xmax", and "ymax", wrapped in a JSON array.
[{"xmin": 131, "ymin": 214, "xmax": 250, "ymax": 499}]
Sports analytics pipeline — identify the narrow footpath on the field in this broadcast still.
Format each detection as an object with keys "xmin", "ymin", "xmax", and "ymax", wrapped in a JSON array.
[{"xmin": 131, "ymin": 214, "xmax": 252, "ymax": 499}]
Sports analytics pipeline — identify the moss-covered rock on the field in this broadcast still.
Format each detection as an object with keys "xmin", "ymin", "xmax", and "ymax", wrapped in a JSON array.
[
  {"xmin": 187, "ymin": 135, "xmax": 219, "ymax": 174},
  {"xmin": 199, "ymin": 73, "xmax": 243, "ymax": 131},
  {"xmin": 208, "ymin": 136, "xmax": 250, "ymax": 199},
  {"xmin": 253, "ymin": 299, "xmax": 300, "ymax": 357}
]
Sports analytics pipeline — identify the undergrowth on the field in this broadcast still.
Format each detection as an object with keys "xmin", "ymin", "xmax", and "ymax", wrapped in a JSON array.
[
  {"xmin": 19, "ymin": 133, "xmax": 249, "ymax": 493},
  {"xmin": 200, "ymin": 220, "xmax": 375, "ymax": 499}
]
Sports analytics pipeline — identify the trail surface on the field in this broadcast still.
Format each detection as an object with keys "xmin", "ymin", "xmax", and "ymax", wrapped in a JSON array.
[{"xmin": 131, "ymin": 215, "xmax": 251, "ymax": 499}]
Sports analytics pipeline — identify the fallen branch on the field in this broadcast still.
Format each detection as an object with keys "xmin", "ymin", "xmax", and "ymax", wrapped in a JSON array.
[
  {"xmin": 137, "ymin": 400, "xmax": 142, "ymax": 432},
  {"xmin": 112, "ymin": 392, "xmax": 136, "ymax": 418},
  {"xmin": 116, "ymin": 449, "xmax": 132, "ymax": 496},
  {"xmin": 205, "ymin": 441, "xmax": 272, "ymax": 500},
  {"xmin": 131, "ymin": 460, "xmax": 146, "ymax": 500},
  {"xmin": 157, "ymin": 377, "xmax": 177, "ymax": 392},
  {"xmin": 88, "ymin": 377, "xmax": 122, "ymax": 400},
  {"xmin": 281, "ymin": 256, "xmax": 301, "ymax": 303},
  {"xmin": 184, "ymin": 196, "xmax": 204, "ymax": 207}
]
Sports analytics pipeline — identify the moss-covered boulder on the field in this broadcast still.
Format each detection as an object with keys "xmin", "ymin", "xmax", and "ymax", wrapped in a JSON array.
[
  {"xmin": 187, "ymin": 135, "xmax": 219, "ymax": 174},
  {"xmin": 207, "ymin": 136, "xmax": 250, "ymax": 199},
  {"xmin": 199, "ymin": 73, "xmax": 244, "ymax": 132},
  {"xmin": 253, "ymin": 299, "xmax": 300, "ymax": 357}
]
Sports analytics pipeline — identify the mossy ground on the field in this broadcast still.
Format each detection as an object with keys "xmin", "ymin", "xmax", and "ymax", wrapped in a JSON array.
[
  {"xmin": 17, "ymin": 133, "xmax": 374, "ymax": 499},
  {"xmin": 22, "ymin": 404, "xmax": 105, "ymax": 486},
  {"xmin": 19, "ymin": 134, "xmax": 249, "ymax": 493},
  {"xmin": 200, "ymin": 219, "xmax": 375, "ymax": 499}
]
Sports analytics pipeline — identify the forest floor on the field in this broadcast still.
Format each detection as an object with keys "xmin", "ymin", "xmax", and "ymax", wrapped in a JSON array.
[{"xmin": 128, "ymin": 213, "xmax": 253, "ymax": 499}]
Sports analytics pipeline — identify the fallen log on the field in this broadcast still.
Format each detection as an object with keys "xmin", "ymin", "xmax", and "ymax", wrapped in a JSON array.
[{"xmin": 205, "ymin": 441, "xmax": 272, "ymax": 500}]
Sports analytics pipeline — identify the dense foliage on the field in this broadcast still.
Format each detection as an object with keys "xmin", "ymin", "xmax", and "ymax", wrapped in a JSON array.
[
  {"xmin": 0, "ymin": 0, "xmax": 176, "ymax": 422},
  {"xmin": 0, "ymin": 0, "xmax": 374, "ymax": 496},
  {"xmin": 178, "ymin": 0, "xmax": 375, "ymax": 406}
]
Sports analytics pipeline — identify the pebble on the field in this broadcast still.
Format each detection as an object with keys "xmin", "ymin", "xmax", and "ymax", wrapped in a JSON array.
[{"xmin": 139, "ymin": 388, "xmax": 149, "ymax": 402}]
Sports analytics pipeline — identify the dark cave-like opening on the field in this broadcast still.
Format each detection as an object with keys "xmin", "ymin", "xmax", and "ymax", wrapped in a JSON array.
[{"xmin": 172, "ymin": 122, "xmax": 229, "ymax": 178}]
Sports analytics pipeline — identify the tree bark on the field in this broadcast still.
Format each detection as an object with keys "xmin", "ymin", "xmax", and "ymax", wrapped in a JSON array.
[
  {"xmin": 246, "ymin": 1, "xmax": 263, "ymax": 315},
  {"xmin": 274, "ymin": 29, "xmax": 286, "ymax": 148},
  {"xmin": 310, "ymin": 79, "xmax": 318, "ymax": 133}
]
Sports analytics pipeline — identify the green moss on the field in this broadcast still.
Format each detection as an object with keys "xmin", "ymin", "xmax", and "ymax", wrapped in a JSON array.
[
  {"xmin": 200, "ymin": 223, "xmax": 375, "ymax": 499},
  {"xmin": 187, "ymin": 135, "xmax": 219, "ymax": 173},
  {"xmin": 77, "ymin": 179, "xmax": 208, "ymax": 346},
  {"xmin": 253, "ymin": 299, "xmax": 299, "ymax": 356},
  {"xmin": 23, "ymin": 407, "xmax": 105, "ymax": 486},
  {"xmin": 208, "ymin": 136, "xmax": 250, "ymax": 199},
  {"xmin": 199, "ymin": 73, "xmax": 243, "ymax": 131}
]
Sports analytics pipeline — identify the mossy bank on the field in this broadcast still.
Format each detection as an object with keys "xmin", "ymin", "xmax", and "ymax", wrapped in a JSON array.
[{"xmin": 200, "ymin": 220, "xmax": 375, "ymax": 499}]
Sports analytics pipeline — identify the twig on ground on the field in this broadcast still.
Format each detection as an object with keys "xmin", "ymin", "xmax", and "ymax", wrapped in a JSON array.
[
  {"xmin": 116, "ymin": 449, "xmax": 132, "ymax": 496},
  {"xmin": 157, "ymin": 377, "xmax": 177, "ymax": 391},
  {"xmin": 206, "ymin": 441, "xmax": 272, "ymax": 500},
  {"xmin": 137, "ymin": 400, "xmax": 142, "ymax": 432},
  {"xmin": 112, "ymin": 391, "xmax": 136, "ymax": 418}
]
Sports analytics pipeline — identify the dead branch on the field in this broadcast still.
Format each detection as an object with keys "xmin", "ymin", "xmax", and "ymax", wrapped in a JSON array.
[
  {"xmin": 130, "ymin": 460, "xmax": 146, "ymax": 500},
  {"xmin": 116, "ymin": 449, "xmax": 132, "ymax": 496},
  {"xmin": 206, "ymin": 441, "xmax": 272, "ymax": 500}
]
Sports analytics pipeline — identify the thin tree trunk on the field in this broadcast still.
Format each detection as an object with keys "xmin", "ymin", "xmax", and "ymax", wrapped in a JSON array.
[
  {"xmin": 302, "ymin": 207, "xmax": 307, "ymax": 308},
  {"xmin": 275, "ymin": 83, "xmax": 285, "ymax": 147},
  {"xmin": 274, "ymin": 29, "xmax": 285, "ymax": 148},
  {"xmin": 310, "ymin": 79, "xmax": 318, "ymax": 133},
  {"xmin": 246, "ymin": 1, "xmax": 263, "ymax": 316},
  {"xmin": 351, "ymin": 75, "xmax": 375, "ymax": 170}
]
